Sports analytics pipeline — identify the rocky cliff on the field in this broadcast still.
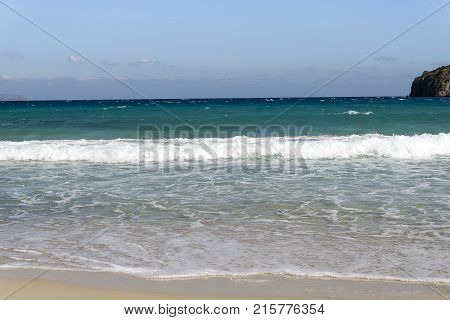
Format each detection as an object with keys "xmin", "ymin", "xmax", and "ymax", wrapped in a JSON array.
[{"xmin": 410, "ymin": 65, "xmax": 450, "ymax": 97}]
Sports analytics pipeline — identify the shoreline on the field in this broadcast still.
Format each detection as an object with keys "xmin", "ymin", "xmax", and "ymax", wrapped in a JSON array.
[
  {"xmin": 0, "ymin": 269, "xmax": 448, "ymax": 300},
  {"xmin": 1, "ymin": 266, "xmax": 448, "ymax": 284}
]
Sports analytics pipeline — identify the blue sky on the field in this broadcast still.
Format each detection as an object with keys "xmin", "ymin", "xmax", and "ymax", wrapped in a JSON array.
[{"xmin": 1, "ymin": 0, "xmax": 449, "ymax": 99}]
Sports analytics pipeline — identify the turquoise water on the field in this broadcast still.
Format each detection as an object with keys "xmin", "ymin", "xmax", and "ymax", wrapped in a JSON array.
[
  {"xmin": 1, "ymin": 97, "xmax": 450, "ymax": 140},
  {"xmin": 0, "ymin": 97, "xmax": 449, "ymax": 281}
]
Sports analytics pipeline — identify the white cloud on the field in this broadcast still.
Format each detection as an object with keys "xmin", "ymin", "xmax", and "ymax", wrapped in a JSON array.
[
  {"xmin": 67, "ymin": 55, "xmax": 86, "ymax": 64},
  {"xmin": 128, "ymin": 58, "xmax": 151, "ymax": 67},
  {"xmin": 0, "ymin": 74, "xmax": 27, "ymax": 80}
]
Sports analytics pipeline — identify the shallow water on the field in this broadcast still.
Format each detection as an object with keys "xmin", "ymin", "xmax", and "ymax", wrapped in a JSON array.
[{"xmin": 0, "ymin": 97, "xmax": 449, "ymax": 281}]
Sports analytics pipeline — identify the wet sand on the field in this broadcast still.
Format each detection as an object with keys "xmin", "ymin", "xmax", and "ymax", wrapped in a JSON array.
[{"xmin": 0, "ymin": 269, "xmax": 448, "ymax": 300}]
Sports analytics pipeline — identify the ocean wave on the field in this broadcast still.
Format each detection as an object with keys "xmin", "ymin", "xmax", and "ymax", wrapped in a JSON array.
[{"xmin": 0, "ymin": 133, "xmax": 449, "ymax": 163}]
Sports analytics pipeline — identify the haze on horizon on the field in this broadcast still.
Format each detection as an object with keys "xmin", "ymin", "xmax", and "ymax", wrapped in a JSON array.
[{"xmin": 1, "ymin": 0, "xmax": 449, "ymax": 100}]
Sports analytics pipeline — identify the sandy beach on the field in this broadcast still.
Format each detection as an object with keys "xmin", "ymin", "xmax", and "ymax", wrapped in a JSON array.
[{"xmin": 0, "ymin": 269, "xmax": 448, "ymax": 300}]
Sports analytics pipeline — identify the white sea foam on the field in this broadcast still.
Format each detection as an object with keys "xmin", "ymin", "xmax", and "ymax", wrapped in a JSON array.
[
  {"xmin": 343, "ymin": 110, "xmax": 373, "ymax": 115},
  {"xmin": 1, "ymin": 265, "xmax": 447, "ymax": 283},
  {"xmin": 0, "ymin": 133, "xmax": 449, "ymax": 163}
]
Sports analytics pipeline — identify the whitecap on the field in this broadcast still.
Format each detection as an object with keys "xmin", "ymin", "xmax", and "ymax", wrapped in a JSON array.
[{"xmin": 343, "ymin": 110, "xmax": 373, "ymax": 115}]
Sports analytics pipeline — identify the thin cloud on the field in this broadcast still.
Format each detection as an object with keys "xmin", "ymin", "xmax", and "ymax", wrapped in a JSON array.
[
  {"xmin": 102, "ymin": 60, "xmax": 120, "ymax": 66},
  {"xmin": 0, "ymin": 74, "xmax": 28, "ymax": 80},
  {"xmin": 0, "ymin": 49, "xmax": 23, "ymax": 60},
  {"xmin": 67, "ymin": 55, "xmax": 86, "ymax": 64},
  {"xmin": 303, "ymin": 66, "xmax": 319, "ymax": 72},
  {"xmin": 128, "ymin": 58, "xmax": 151, "ymax": 67},
  {"xmin": 373, "ymin": 56, "xmax": 401, "ymax": 62},
  {"xmin": 0, "ymin": 74, "xmax": 14, "ymax": 80}
]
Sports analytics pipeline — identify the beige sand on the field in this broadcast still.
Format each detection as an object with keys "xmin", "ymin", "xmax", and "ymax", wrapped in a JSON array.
[{"xmin": 0, "ymin": 269, "xmax": 448, "ymax": 300}]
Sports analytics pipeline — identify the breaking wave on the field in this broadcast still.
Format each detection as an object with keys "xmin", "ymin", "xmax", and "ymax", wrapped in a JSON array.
[{"xmin": 0, "ymin": 133, "xmax": 449, "ymax": 163}]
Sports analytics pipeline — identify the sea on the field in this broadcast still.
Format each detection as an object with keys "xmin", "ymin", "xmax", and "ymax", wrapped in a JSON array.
[{"xmin": 0, "ymin": 97, "xmax": 449, "ymax": 282}]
